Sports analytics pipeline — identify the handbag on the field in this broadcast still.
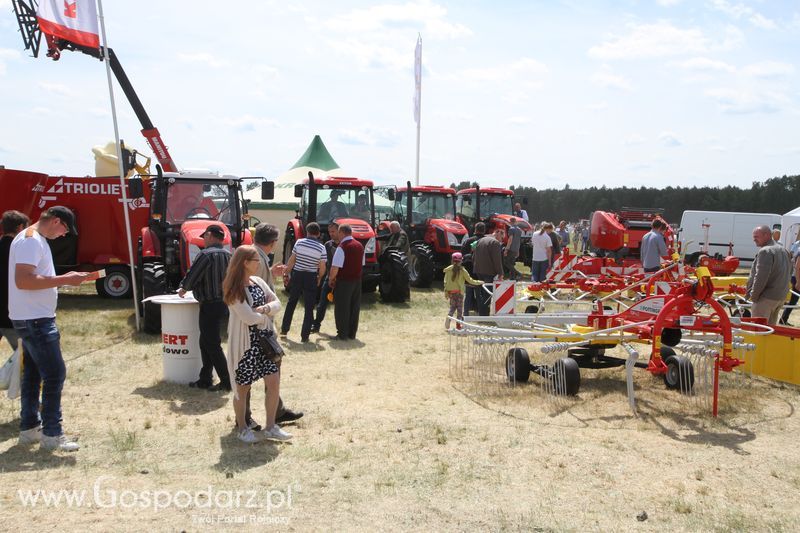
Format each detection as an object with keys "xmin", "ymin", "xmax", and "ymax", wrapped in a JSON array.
[
  {"xmin": 257, "ymin": 329, "xmax": 284, "ymax": 364},
  {"xmin": 0, "ymin": 345, "xmax": 21, "ymax": 398}
]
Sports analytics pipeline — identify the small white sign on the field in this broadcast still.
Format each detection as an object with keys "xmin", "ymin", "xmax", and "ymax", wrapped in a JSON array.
[{"xmin": 679, "ymin": 315, "xmax": 696, "ymax": 327}]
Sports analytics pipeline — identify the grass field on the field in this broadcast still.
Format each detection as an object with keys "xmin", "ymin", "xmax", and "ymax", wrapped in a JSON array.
[{"xmin": 1, "ymin": 281, "xmax": 799, "ymax": 531}]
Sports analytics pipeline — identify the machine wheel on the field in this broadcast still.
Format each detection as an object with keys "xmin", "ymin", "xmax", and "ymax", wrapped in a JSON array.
[
  {"xmin": 378, "ymin": 249, "xmax": 410, "ymax": 302},
  {"xmin": 96, "ymin": 265, "xmax": 133, "ymax": 299},
  {"xmin": 283, "ymin": 230, "xmax": 296, "ymax": 266},
  {"xmin": 663, "ymin": 355, "xmax": 695, "ymax": 392},
  {"xmin": 408, "ymin": 243, "xmax": 435, "ymax": 288},
  {"xmin": 524, "ymin": 304, "xmax": 539, "ymax": 314},
  {"xmin": 552, "ymin": 357, "xmax": 581, "ymax": 396},
  {"xmin": 506, "ymin": 348, "xmax": 531, "ymax": 383},
  {"xmin": 660, "ymin": 327, "xmax": 682, "ymax": 347},
  {"xmin": 142, "ymin": 261, "xmax": 166, "ymax": 334},
  {"xmin": 660, "ymin": 346, "xmax": 676, "ymax": 359}
]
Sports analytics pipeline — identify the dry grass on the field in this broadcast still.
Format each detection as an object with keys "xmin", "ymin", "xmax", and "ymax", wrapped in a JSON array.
[{"xmin": 0, "ymin": 282, "xmax": 799, "ymax": 531}]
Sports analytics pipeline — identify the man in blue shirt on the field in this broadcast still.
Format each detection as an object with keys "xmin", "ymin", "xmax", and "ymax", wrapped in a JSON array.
[{"xmin": 640, "ymin": 220, "xmax": 668, "ymax": 272}]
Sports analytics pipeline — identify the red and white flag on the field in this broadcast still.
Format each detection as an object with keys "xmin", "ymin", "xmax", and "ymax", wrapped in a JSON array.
[{"xmin": 37, "ymin": 0, "xmax": 100, "ymax": 49}]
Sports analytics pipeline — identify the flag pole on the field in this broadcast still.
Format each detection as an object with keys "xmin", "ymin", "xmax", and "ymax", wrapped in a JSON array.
[
  {"xmin": 414, "ymin": 34, "xmax": 422, "ymax": 187},
  {"xmin": 97, "ymin": 0, "xmax": 141, "ymax": 331}
]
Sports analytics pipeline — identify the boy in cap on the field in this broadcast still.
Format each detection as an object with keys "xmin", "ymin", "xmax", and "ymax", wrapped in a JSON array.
[
  {"xmin": 11, "ymin": 206, "xmax": 88, "ymax": 451},
  {"xmin": 178, "ymin": 224, "xmax": 232, "ymax": 391}
]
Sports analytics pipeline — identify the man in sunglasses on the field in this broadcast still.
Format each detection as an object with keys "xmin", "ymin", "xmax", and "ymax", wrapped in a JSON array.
[{"xmin": 10, "ymin": 206, "xmax": 88, "ymax": 452}]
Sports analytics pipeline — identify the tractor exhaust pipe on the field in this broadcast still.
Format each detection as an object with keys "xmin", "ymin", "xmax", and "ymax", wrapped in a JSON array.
[
  {"xmin": 406, "ymin": 180, "xmax": 413, "ymax": 229},
  {"xmin": 308, "ymin": 171, "xmax": 317, "ymax": 223}
]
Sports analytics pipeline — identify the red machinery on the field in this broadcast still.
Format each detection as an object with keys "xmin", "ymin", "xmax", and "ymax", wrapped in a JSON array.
[
  {"xmin": 683, "ymin": 223, "xmax": 740, "ymax": 276},
  {"xmin": 590, "ymin": 208, "xmax": 674, "ymax": 263},
  {"xmin": 284, "ymin": 173, "xmax": 409, "ymax": 302},
  {"xmin": 382, "ymin": 182, "xmax": 468, "ymax": 287},
  {"xmin": 455, "ymin": 186, "xmax": 532, "ymax": 265}
]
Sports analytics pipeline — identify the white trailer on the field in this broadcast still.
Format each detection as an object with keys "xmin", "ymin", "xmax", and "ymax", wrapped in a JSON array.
[{"xmin": 678, "ymin": 210, "xmax": 781, "ymax": 266}]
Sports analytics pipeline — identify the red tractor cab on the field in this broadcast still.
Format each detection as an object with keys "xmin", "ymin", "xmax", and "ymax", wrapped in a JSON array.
[
  {"xmin": 377, "ymin": 182, "xmax": 468, "ymax": 287},
  {"xmin": 139, "ymin": 168, "xmax": 254, "ymax": 332},
  {"xmin": 589, "ymin": 208, "xmax": 674, "ymax": 264},
  {"xmin": 455, "ymin": 186, "xmax": 533, "ymax": 265},
  {"xmin": 284, "ymin": 173, "xmax": 409, "ymax": 302}
]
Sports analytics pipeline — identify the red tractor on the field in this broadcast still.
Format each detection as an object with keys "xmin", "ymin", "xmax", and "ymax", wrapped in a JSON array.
[
  {"xmin": 380, "ymin": 182, "xmax": 469, "ymax": 288},
  {"xmin": 590, "ymin": 208, "xmax": 674, "ymax": 263},
  {"xmin": 282, "ymin": 173, "xmax": 409, "ymax": 302},
  {"xmin": 455, "ymin": 186, "xmax": 533, "ymax": 265}
]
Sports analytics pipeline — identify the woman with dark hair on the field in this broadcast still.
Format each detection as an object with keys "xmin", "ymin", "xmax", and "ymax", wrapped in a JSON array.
[{"xmin": 223, "ymin": 245, "xmax": 292, "ymax": 444}]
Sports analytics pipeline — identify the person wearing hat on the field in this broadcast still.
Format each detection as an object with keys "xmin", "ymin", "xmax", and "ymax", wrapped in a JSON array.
[
  {"xmin": 178, "ymin": 224, "xmax": 233, "ymax": 391},
  {"xmin": 317, "ymin": 190, "xmax": 349, "ymax": 223},
  {"xmin": 442, "ymin": 252, "xmax": 484, "ymax": 329},
  {"xmin": 10, "ymin": 205, "xmax": 88, "ymax": 451}
]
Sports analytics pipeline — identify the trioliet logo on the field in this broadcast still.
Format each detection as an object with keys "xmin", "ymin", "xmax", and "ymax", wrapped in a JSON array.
[{"xmin": 162, "ymin": 333, "xmax": 190, "ymax": 356}]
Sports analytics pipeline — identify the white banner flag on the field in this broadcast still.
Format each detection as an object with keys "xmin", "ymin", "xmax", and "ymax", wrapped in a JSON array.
[
  {"xmin": 37, "ymin": 0, "xmax": 100, "ymax": 49},
  {"xmin": 413, "ymin": 35, "xmax": 422, "ymax": 125}
]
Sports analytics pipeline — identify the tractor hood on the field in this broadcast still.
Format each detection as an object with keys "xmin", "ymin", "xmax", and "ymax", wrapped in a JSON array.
[
  {"xmin": 490, "ymin": 214, "xmax": 532, "ymax": 232},
  {"xmin": 429, "ymin": 218, "xmax": 468, "ymax": 235},
  {"xmin": 333, "ymin": 218, "xmax": 375, "ymax": 239},
  {"xmin": 181, "ymin": 219, "xmax": 233, "ymax": 267}
]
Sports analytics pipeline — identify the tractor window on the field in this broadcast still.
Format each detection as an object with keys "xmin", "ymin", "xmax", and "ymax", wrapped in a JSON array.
[
  {"xmin": 316, "ymin": 187, "xmax": 372, "ymax": 224},
  {"xmin": 480, "ymin": 194, "xmax": 513, "ymax": 216},
  {"xmin": 165, "ymin": 182, "xmax": 232, "ymax": 224},
  {"xmin": 456, "ymin": 194, "xmax": 476, "ymax": 227},
  {"xmin": 411, "ymin": 193, "xmax": 454, "ymax": 224}
]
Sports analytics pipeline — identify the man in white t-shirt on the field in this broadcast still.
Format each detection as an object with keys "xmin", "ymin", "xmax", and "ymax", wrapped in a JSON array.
[{"xmin": 10, "ymin": 206, "xmax": 88, "ymax": 452}]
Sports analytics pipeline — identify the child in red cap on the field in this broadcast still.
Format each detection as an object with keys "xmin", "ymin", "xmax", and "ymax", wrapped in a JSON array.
[{"xmin": 443, "ymin": 252, "xmax": 483, "ymax": 329}]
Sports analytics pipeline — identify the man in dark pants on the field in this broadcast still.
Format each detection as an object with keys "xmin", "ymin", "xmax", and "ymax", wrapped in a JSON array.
[
  {"xmin": 472, "ymin": 228, "xmax": 505, "ymax": 316},
  {"xmin": 461, "ymin": 222, "xmax": 485, "ymax": 316},
  {"xmin": 312, "ymin": 222, "xmax": 340, "ymax": 333},
  {"xmin": 280, "ymin": 222, "xmax": 327, "ymax": 342},
  {"xmin": 329, "ymin": 224, "xmax": 364, "ymax": 340},
  {"xmin": 178, "ymin": 224, "xmax": 232, "ymax": 391}
]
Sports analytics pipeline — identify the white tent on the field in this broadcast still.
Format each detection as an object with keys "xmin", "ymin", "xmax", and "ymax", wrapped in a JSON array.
[
  {"xmin": 246, "ymin": 135, "xmax": 345, "ymax": 255},
  {"xmin": 781, "ymin": 206, "xmax": 800, "ymax": 248}
]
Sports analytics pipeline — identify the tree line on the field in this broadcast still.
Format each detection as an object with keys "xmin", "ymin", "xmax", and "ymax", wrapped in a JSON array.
[{"xmin": 450, "ymin": 174, "xmax": 800, "ymax": 223}]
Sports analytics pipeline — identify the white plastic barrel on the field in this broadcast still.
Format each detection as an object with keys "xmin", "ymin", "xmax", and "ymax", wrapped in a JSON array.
[{"xmin": 143, "ymin": 292, "xmax": 202, "ymax": 384}]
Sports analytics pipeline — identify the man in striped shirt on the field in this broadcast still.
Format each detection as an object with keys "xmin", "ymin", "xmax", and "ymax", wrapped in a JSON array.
[
  {"xmin": 280, "ymin": 222, "xmax": 327, "ymax": 342},
  {"xmin": 178, "ymin": 224, "xmax": 232, "ymax": 391}
]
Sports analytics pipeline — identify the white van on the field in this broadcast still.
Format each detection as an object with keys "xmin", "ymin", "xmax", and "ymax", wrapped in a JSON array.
[{"xmin": 678, "ymin": 210, "xmax": 781, "ymax": 266}]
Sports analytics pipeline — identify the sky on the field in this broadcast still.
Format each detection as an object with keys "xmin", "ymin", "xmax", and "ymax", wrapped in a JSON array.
[{"xmin": 0, "ymin": 0, "xmax": 798, "ymax": 190}]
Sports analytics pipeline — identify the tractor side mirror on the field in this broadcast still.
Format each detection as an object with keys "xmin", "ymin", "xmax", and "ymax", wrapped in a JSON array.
[
  {"xmin": 294, "ymin": 184, "xmax": 303, "ymax": 198},
  {"xmin": 261, "ymin": 181, "xmax": 275, "ymax": 200},
  {"xmin": 387, "ymin": 189, "xmax": 395, "ymax": 201},
  {"xmin": 128, "ymin": 176, "xmax": 144, "ymax": 198}
]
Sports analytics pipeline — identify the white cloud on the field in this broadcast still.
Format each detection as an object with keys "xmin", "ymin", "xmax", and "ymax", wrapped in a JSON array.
[
  {"xmin": 673, "ymin": 56, "xmax": 735, "ymax": 72},
  {"xmin": 325, "ymin": 0, "xmax": 471, "ymax": 39},
  {"xmin": 434, "ymin": 110, "xmax": 474, "ymax": 120},
  {"xmin": 588, "ymin": 21, "xmax": 741, "ymax": 60},
  {"xmin": 659, "ymin": 131, "xmax": 682, "ymax": 147},
  {"xmin": 339, "ymin": 127, "xmax": 400, "ymax": 148},
  {"xmin": 177, "ymin": 53, "xmax": 227, "ymax": 68},
  {"xmin": 590, "ymin": 70, "xmax": 632, "ymax": 91},
  {"xmin": 704, "ymin": 88, "xmax": 788, "ymax": 114},
  {"xmin": 624, "ymin": 134, "xmax": 646, "ymax": 146},
  {"xmin": 741, "ymin": 60, "xmax": 794, "ymax": 79},
  {"xmin": 506, "ymin": 117, "xmax": 530, "ymax": 125},
  {"xmin": 657, "ymin": 0, "xmax": 684, "ymax": 6},
  {"xmin": 0, "ymin": 47, "xmax": 20, "ymax": 76},
  {"xmin": 708, "ymin": 0, "xmax": 777, "ymax": 30},
  {"xmin": 586, "ymin": 101, "xmax": 609, "ymax": 111},
  {"xmin": 446, "ymin": 57, "xmax": 548, "ymax": 84},
  {"xmin": 37, "ymin": 82, "xmax": 73, "ymax": 97},
  {"xmin": 325, "ymin": 38, "xmax": 409, "ymax": 71},
  {"xmin": 222, "ymin": 114, "xmax": 280, "ymax": 132}
]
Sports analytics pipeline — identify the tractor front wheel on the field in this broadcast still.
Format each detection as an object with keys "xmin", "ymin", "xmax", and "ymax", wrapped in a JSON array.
[
  {"xmin": 379, "ymin": 249, "xmax": 410, "ymax": 302},
  {"xmin": 96, "ymin": 265, "xmax": 133, "ymax": 299},
  {"xmin": 142, "ymin": 261, "xmax": 166, "ymax": 334},
  {"xmin": 408, "ymin": 243, "xmax": 435, "ymax": 288}
]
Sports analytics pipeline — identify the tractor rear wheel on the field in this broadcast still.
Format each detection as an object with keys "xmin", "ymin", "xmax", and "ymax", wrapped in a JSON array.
[
  {"xmin": 408, "ymin": 243, "xmax": 435, "ymax": 288},
  {"xmin": 142, "ymin": 261, "xmax": 166, "ymax": 334},
  {"xmin": 552, "ymin": 357, "xmax": 581, "ymax": 395},
  {"xmin": 96, "ymin": 265, "xmax": 133, "ymax": 299},
  {"xmin": 663, "ymin": 355, "xmax": 694, "ymax": 392},
  {"xmin": 506, "ymin": 347, "xmax": 531, "ymax": 383},
  {"xmin": 379, "ymin": 249, "xmax": 410, "ymax": 302}
]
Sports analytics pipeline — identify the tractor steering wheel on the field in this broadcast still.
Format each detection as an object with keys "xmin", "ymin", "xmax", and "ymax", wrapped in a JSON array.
[{"xmin": 185, "ymin": 206, "xmax": 212, "ymax": 219}]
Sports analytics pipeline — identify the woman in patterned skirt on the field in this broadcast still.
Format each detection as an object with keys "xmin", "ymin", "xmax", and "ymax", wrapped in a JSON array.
[{"xmin": 223, "ymin": 245, "xmax": 292, "ymax": 443}]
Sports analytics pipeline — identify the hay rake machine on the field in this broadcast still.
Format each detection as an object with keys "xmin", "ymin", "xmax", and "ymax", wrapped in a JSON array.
[{"xmin": 449, "ymin": 267, "xmax": 775, "ymax": 417}]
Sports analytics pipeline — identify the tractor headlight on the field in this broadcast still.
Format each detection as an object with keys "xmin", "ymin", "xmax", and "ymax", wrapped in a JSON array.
[
  {"xmin": 365, "ymin": 237, "xmax": 376, "ymax": 254},
  {"xmin": 447, "ymin": 232, "xmax": 460, "ymax": 247}
]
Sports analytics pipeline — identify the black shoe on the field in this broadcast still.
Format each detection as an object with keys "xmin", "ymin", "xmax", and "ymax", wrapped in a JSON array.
[
  {"xmin": 331, "ymin": 335, "xmax": 348, "ymax": 341},
  {"xmin": 348, "ymin": 335, "xmax": 356, "ymax": 340},
  {"xmin": 301, "ymin": 336, "xmax": 310, "ymax": 343},
  {"xmin": 208, "ymin": 382, "xmax": 232, "ymax": 392},
  {"xmin": 276, "ymin": 409, "xmax": 304, "ymax": 424},
  {"xmin": 309, "ymin": 324, "xmax": 320, "ymax": 333},
  {"xmin": 279, "ymin": 329, "xmax": 288, "ymax": 336},
  {"xmin": 189, "ymin": 380, "xmax": 212, "ymax": 389}
]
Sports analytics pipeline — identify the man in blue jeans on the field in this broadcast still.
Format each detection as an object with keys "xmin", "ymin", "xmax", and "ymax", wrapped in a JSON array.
[
  {"xmin": 10, "ymin": 206, "xmax": 88, "ymax": 451},
  {"xmin": 280, "ymin": 222, "xmax": 327, "ymax": 342},
  {"xmin": 311, "ymin": 222, "xmax": 340, "ymax": 333}
]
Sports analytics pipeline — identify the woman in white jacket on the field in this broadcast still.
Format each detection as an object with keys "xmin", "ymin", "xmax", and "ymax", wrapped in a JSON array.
[{"xmin": 223, "ymin": 245, "xmax": 292, "ymax": 443}]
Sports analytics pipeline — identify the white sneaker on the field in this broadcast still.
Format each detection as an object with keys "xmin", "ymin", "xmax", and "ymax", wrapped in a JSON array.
[
  {"xmin": 19, "ymin": 426, "xmax": 42, "ymax": 445},
  {"xmin": 262, "ymin": 424, "xmax": 293, "ymax": 442},
  {"xmin": 40, "ymin": 434, "xmax": 80, "ymax": 452},
  {"xmin": 237, "ymin": 428, "xmax": 265, "ymax": 444}
]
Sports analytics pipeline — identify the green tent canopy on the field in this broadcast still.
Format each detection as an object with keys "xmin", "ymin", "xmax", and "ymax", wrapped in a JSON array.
[{"xmin": 291, "ymin": 135, "xmax": 340, "ymax": 171}]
